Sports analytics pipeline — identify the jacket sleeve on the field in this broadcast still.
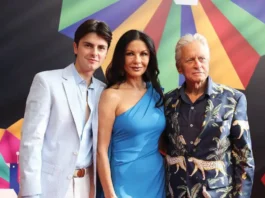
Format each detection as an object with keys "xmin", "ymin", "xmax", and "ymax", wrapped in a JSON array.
[
  {"xmin": 19, "ymin": 73, "xmax": 51, "ymax": 196},
  {"xmin": 21, "ymin": 195, "xmax": 40, "ymax": 198},
  {"xmin": 230, "ymin": 93, "xmax": 255, "ymax": 198}
]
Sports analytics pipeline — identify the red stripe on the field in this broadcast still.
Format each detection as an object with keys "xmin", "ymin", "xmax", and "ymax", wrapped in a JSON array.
[
  {"xmin": 200, "ymin": 0, "xmax": 260, "ymax": 88},
  {"xmin": 261, "ymin": 173, "xmax": 265, "ymax": 186},
  {"xmin": 144, "ymin": 0, "xmax": 172, "ymax": 50}
]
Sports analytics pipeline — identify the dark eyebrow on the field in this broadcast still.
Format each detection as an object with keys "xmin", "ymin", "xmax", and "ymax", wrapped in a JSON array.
[
  {"xmin": 98, "ymin": 44, "xmax": 107, "ymax": 48},
  {"xmin": 83, "ymin": 41, "xmax": 93, "ymax": 46},
  {"xmin": 141, "ymin": 50, "xmax": 149, "ymax": 53},
  {"xmin": 83, "ymin": 42, "xmax": 107, "ymax": 48},
  {"xmin": 125, "ymin": 49, "xmax": 149, "ymax": 52}
]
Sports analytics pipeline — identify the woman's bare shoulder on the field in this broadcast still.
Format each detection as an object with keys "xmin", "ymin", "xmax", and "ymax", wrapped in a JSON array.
[{"xmin": 101, "ymin": 85, "xmax": 122, "ymax": 102}]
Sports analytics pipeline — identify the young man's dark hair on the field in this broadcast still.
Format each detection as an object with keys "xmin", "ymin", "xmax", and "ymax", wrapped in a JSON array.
[{"xmin": 74, "ymin": 19, "xmax": 112, "ymax": 48}]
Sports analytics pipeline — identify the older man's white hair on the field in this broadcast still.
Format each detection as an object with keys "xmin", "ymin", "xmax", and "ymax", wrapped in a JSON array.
[{"xmin": 175, "ymin": 33, "xmax": 209, "ymax": 67}]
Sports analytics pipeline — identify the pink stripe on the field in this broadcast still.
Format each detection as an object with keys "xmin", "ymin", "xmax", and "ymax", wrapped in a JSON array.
[{"xmin": 0, "ymin": 130, "xmax": 20, "ymax": 163}]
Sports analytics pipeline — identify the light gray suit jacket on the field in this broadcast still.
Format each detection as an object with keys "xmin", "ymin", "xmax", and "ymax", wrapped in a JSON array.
[{"xmin": 19, "ymin": 63, "xmax": 106, "ymax": 198}]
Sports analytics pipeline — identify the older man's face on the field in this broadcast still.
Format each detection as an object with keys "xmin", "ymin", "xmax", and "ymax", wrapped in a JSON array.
[{"xmin": 178, "ymin": 41, "xmax": 209, "ymax": 84}]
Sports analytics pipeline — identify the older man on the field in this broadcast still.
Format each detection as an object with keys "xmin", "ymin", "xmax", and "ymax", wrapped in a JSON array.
[{"xmin": 163, "ymin": 33, "xmax": 254, "ymax": 198}]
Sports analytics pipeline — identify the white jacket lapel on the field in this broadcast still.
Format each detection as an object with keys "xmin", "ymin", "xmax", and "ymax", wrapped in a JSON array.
[{"xmin": 62, "ymin": 64, "xmax": 82, "ymax": 137}]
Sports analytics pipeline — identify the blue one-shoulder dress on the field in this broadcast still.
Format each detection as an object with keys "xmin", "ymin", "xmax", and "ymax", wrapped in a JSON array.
[{"xmin": 109, "ymin": 84, "xmax": 166, "ymax": 198}]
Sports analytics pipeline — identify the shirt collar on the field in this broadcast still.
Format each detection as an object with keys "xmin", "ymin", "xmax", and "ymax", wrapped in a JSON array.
[
  {"xmin": 179, "ymin": 76, "xmax": 213, "ymax": 98},
  {"xmin": 72, "ymin": 64, "xmax": 95, "ymax": 89},
  {"xmin": 206, "ymin": 76, "xmax": 213, "ymax": 96}
]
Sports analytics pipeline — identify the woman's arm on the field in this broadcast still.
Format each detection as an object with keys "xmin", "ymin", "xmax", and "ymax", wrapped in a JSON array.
[{"xmin": 97, "ymin": 89, "xmax": 119, "ymax": 198}]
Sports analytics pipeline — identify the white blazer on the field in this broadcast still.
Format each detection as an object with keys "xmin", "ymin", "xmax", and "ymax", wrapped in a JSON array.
[{"xmin": 19, "ymin": 63, "xmax": 106, "ymax": 198}]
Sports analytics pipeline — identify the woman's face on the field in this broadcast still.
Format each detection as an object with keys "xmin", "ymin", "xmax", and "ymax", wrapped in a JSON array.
[{"xmin": 124, "ymin": 39, "xmax": 150, "ymax": 79}]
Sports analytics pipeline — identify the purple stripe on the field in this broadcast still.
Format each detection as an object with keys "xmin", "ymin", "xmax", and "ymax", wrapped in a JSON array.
[
  {"xmin": 181, "ymin": 6, "xmax": 197, "ymax": 35},
  {"xmin": 179, "ymin": 6, "xmax": 197, "ymax": 85},
  {"xmin": 179, "ymin": 74, "xmax": 185, "ymax": 86},
  {"xmin": 232, "ymin": 0, "xmax": 265, "ymax": 23},
  {"xmin": 60, "ymin": 0, "xmax": 146, "ymax": 39}
]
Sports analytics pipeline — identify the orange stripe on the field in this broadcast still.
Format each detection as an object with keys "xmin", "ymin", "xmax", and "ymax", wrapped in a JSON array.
[
  {"xmin": 7, "ymin": 119, "xmax": 23, "ymax": 139},
  {"xmin": 0, "ymin": 129, "xmax": 4, "ymax": 140}
]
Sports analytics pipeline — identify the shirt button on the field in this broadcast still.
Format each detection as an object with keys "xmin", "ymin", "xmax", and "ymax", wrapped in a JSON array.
[
  {"xmin": 190, "ymin": 141, "xmax": 194, "ymax": 144},
  {"xmin": 73, "ymin": 151, "xmax": 78, "ymax": 156},
  {"xmin": 68, "ymin": 175, "xmax": 72, "ymax": 179},
  {"xmin": 190, "ymin": 124, "xmax": 193, "ymax": 127},
  {"xmin": 191, "ymin": 106, "xmax": 194, "ymax": 110}
]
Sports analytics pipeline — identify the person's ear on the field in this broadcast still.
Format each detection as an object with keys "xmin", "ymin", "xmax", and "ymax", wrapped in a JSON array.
[
  {"xmin": 176, "ymin": 63, "xmax": 183, "ymax": 74},
  {"xmin": 73, "ymin": 42, "xmax": 78, "ymax": 55}
]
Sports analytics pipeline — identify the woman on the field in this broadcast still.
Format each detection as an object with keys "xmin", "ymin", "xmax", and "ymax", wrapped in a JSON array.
[{"xmin": 97, "ymin": 30, "xmax": 166, "ymax": 198}]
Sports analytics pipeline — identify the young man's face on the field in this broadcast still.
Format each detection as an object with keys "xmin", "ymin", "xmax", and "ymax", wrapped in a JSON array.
[{"xmin": 73, "ymin": 32, "xmax": 108, "ymax": 75}]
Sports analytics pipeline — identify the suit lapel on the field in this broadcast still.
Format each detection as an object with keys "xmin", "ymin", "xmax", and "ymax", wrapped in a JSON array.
[
  {"xmin": 166, "ymin": 90, "xmax": 190, "ymax": 153},
  {"xmin": 194, "ymin": 97, "xmax": 215, "ymax": 145},
  {"xmin": 194, "ymin": 84, "xmax": 222, "ymax": 146},
  {"xmin": 62, "ymin": 64, "xmax": 82, "ymax": 137}
]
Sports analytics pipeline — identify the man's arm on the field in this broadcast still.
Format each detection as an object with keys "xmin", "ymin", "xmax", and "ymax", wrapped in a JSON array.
[
  {"xmin": 230, "ymin": 93, "xmax": 255, "ymax": 198},
  {"xmin": 19, "ymin": 73, "xmax": 51, "ymax": 197},
  {"xmin": 18, "ymin": 194, "xmax": 39, "ymax": 198}
]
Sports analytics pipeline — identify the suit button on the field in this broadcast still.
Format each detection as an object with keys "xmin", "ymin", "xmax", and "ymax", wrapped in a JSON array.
[
  {"xmin": 68, "ymin": 175, "xmax": 72, "ymax": 179},
  {"xmin": 73, "ymin": 151, "xmax": 78, "ymax": 156}
]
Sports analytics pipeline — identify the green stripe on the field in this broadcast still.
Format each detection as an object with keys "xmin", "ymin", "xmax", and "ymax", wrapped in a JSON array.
[
  {"xmin": 157, "ymin": 3, "xmax": 181, "ymax": 93},
  {"xmin": 212, "ymin": 0, "xmax": 265, "ymax": 55},
  {"xmin": 0, "ymin": 154, "xmax": 9, "ymax": 182},
  {"xmin": 59, "ymin": 0, "xmax": 118, "ymax": 31}
]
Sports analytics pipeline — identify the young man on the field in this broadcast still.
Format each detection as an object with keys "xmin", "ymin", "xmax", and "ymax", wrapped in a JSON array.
[{"xmin": 19, "ymin": 19, "xmax": 112, "ymax": 198}]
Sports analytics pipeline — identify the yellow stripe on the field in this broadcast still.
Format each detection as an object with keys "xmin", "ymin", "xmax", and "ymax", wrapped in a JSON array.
[
  {"xmin": 102, "ymin": 0, "xmax": 162, "ymax": 72},
  {"xmin": 191, "ymin": 2, "xmax": 244, "ymax": 89},
  {"xmin": 7, "ymin": 119, "xmax": 24, "ymax": 139}
]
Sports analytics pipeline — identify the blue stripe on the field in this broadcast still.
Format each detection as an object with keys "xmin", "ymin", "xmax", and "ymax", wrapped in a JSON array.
[
  {"xmin": 9, "ymin": 163, "xmax": 19, "ymax": 194},
  {"xmin": 232, "ymin": 0, "xmax": 265, "ymax": 23}
]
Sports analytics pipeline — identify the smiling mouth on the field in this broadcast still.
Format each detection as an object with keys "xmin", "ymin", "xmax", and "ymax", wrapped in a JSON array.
[
  {"xmin": 131, "ymin": 67, "xmax": 142, "ymax": 71},
  {"xmin": 88, "ymin": 59, "xmax": 98, "ymax": 62}
]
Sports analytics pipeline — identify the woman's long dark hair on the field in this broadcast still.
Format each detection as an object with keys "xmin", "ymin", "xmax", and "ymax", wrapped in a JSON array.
[{"xmin": 106, "ymin": 30, "xmax": 164, "ymax": 107}]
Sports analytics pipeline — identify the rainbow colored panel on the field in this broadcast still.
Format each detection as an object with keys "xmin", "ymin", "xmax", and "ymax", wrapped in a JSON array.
[
  {"xmin": 59, "ymin": 0, "xmax": 263, "ymax": 90},
  {"xmin": 58, "ymin": 0, "xmax": 263, "ymax": 92}
]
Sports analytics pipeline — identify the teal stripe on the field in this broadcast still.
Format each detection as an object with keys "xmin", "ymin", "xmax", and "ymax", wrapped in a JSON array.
[
  {"xmin": 59, "ymin": 0, "xmax": 118, "ymax": 31},
  {"xmin": 212, "ymin": 0, "xmax": 265, "ymax": 55},
  {"xmin": 0, "ymin": 154, "xmax": 9, "ymax": 182},
  {"xmin": 157, "ymin": 3, "xmax": 181, "ymax": 93}
]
